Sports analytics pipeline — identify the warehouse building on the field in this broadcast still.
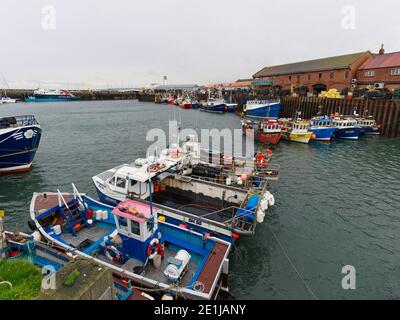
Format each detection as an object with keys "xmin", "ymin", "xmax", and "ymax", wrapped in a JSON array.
[
  {"xmin": 356, "ymin": 46, "xmax": 400, "ymax": 90},
  {"xmin": 253, "ymin": 51, "xmax": 372, "ymax": 94}
]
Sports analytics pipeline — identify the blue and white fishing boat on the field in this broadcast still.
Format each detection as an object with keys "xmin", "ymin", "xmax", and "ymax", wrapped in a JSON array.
[
  {"xmin": 331, "ymin": 116, "xmax": 360, "ymax": 140},
  {"xmin": 29, "ymin": 184, "xmax": 231, "ymax": 300},
  {"xmin": 25, "ymin": 89, "xmax": 80, "ymax": 102},
  {"xmin": 200, "ymin": 98, "xmax": 226, "ymax": 114},
  {"xmin": 356, "ymin": 117, "xmax": 380, "ymax": 135},
  {"xmin": 92, "ymin": 139, "xmax": 273, "ymax": 242},
  {"xmin": 310, "ymin": 116, "xmax": 337, "ymax": 141},
  {"xmin": 244, "ymin": 99, "xmax": 281, "ymax": 119},
  {"xmin": 0, "ymin": 115, "xmax": 42, "ymax": 174},
  {"xmin": 225, "ymin": 103, "xmax": 238, "ymax": 113}
]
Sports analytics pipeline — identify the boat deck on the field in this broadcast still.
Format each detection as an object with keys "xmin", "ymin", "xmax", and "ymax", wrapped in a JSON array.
[
  {"xmin": 33, "ymin": 194, "xmax": 73, "ymax": 215},
  {"xmin": 60, "ymin": 224, "xmax": 111, "ymax": 249},
  {"xmin": 151, "ymin": 187, "xmax": 236, "ymax": 223}
]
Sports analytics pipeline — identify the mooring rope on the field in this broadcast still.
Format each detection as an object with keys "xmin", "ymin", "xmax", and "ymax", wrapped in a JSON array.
[{"xmin": 267, "ymin": 224, "xmax": 319, "ymax": 300}]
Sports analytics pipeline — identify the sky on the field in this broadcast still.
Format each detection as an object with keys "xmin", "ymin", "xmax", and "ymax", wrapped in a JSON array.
[{"xmin": 1, "ymin": 0, "xmax": 399, "ymax": 89}]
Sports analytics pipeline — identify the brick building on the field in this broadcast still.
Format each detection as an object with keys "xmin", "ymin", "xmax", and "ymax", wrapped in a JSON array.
[
  {"xmin": 253, "ymin": 51, "xmax": 372, "ymax": 94},
  {"xmin": 356, "ymin": 46, "xmax": 400, "ymax": 90}
]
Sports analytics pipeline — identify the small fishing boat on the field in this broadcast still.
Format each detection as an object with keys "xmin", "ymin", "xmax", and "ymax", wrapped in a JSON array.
[
  {"xmin": 191, "ymin": 101, "xmax": 201, "ymax": 109},
  {"xmin": 200, "ymin": 98, "xmax": 226, "ymax": 114},
  {"xmin": 29, "ymin": 185, "xmax": 231, "ymax": 300},
  {"xmin": 0, "ymin": 97, "xmax": 17, "ymax": 104},
  {"xmin": 331, "ymin": 117, "xmax": 360, "ymax": 140},
  {"xmin": 310, "ymin": 116, "xmax": 337, "ymax": 141},
  {"xmin": 242, "ymin": 119, "xmax": 282, "ymax": 145},
  {"xmin": 244, "ymin": 99, "xmax": 281, "ymax": 119},
  {"xmin": 179, "ymin": 98, "xmax": 193, "ymax": 109},
  {"xmin": 225, "ymin": 103, "xmax": 238, "ymax": 113},
  {"xmin": 356, "ymin": 117, "xmax": 380, "ymax": 135},
  {"xmin": 280, "ymin": 120, "xmax": 313, "ymax": 144},
  {"xmin": 0, "ymin": 115, "xmax": 42, "ymax": 174}
]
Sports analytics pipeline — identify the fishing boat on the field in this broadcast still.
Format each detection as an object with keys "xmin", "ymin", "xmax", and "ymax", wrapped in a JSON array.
[
  {"xmin": 92, "ymin": 138, "xmax": 275, "ymax": 242},
  {"xmin": 310, "ymin": 116, "xmax": 337, "ymax": 141},
  {"xmin": 225, "ymin": 103, "xmax": 238, "ymax": 113},
  {"xmin": 331, "ymin": 117, "xmax": 360, "ymax": 140},
  {"xmin": 244, "ymin": 99, "xmax": 281, "ymax": 119},
  {"xmin": 179, "ymin": 98, "xmax": 193, "ymax": 109},
  {"xmin": 356, "ymin": 117, "xmax": 380, "ymax": 135},
  {"xmin": 280, "ymin": 120, "xmax": 313, "ymax": 144},
  {"xmin": 242, "ymin": 119, "xmax": 282, "ymax": 145},
  {"xmin": 0, "ymin": 115, "xmax": 42, "ymax": 174},
  {"xmin": 29, "ymin": 184, "xmax": 231, "ymax": 300},
  {"xmin": 25, "ymin": 89, "xmax": 80, "ymax": 102},
  {"xmin": 200, "ymin": 98, "xmax": 226, "ymax": 114}
]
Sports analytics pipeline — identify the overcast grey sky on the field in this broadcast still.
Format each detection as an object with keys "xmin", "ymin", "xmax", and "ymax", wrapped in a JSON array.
[{"xmin": 1, "ymin": 0, "xmax": 399, "ymax": 89}]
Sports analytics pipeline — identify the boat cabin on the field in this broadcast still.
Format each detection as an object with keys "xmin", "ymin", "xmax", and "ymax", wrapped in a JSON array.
[
  {"xmin": 332, "ymin": 118, "xmax": 357, "ymax": 128},
  {"xmin": 311, "ymin": 117, "xmax": 332, "ymax": 127},
  {"xmin": 260, "ymin": 121, "xmax": 281, "ymax": 133}
]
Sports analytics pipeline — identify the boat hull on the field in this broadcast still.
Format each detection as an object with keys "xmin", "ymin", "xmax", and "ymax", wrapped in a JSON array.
[
  {"xmin": 311, "ymin": 127, "xmax": 337, "ymax": 141},
  {"xmin": 284, "ymin": 132, "xmax": 312, "ymax": 144},
  {"xmin": 246, "ymin": 129, "xmax": 281, "ymax": 145},
  {"xmin": 200, "ymin": 103, "xmax": 225, "ymax": 114},
  {"xmin": 245, "ymin": 101, "xmax": 281, "ymax": 119},
  {"xmin": 25, "ymin": 96, "xmax": 80, "ymax": 102},
  {"xmin": 179, "ymin": 103, "xmax": 192, "ymax": 109},
  {"xmin": 334, "ymin": 127, "xmax": 360, "ymax": 140},
  {"xmin": 0, "ymin": 125, "xmax": 42, "ymax": 173}
]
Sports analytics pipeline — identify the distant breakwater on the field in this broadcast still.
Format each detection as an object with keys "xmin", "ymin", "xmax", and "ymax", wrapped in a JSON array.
[{"xmin": 1, "ymin": 89, "xmax": 139, "ymax": 101}]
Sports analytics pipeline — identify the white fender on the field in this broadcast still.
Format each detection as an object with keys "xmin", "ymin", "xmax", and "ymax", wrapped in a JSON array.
[
  {"xmin": 256, "ymin": 207, "xmax": 265, "ymax": 223},
  {"xmin": 268, "ymin": 193, "xmax": 275, "ymax": 207},
  {"xmin": 261, "ymin": 199, "xmax": 269, "ymax": 212}
]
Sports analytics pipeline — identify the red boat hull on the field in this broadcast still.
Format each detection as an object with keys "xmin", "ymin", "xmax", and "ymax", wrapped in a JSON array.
[
  {"xmin": 246, "ymin": 130, "xmax": 281, "ymax": 145},
  {"xmin": 179, "ymin": 104, "xmax": 192, "ymax": 109}
]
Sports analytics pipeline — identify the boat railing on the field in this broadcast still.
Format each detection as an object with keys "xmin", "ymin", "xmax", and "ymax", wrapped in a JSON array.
[{"xmin": 0, "ymin": 115, "xmax": 39, "ymax": 128}]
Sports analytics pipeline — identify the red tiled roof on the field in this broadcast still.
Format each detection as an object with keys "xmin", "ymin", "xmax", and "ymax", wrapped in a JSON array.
[{"xmin": 359, "ymin": 52, "xmax": 400, "ymax": 70}]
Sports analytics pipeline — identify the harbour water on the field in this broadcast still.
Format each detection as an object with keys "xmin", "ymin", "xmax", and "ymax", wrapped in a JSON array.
[{"xmin": 1, "ymin": 100, "xmax": 400, "ymax": 299}]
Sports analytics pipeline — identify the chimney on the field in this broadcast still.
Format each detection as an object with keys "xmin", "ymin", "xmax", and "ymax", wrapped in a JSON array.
[{"xmin": 379, "ymin": 44, "xmax": 385, "ymax": 55}]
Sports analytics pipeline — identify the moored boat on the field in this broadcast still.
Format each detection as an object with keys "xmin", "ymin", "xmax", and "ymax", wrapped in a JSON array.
[
  {"xmin": 25, "ymin": 89, "xmax": 80, "ymax": 102},
  {"xmin": 244, "ymin": 99, "xmax": 281, "ymax": 119},
  {"xmin": 331, "ymin": 116, "xmax": 360, "ymax": 140},
  {"xmin": 0, "ymin": 115, "xmax": 42, "ymax": 174},
  {"xmin": 29, "ymin": 185, "xmax": 231, "ymax": 300},
  {"xmin": 357, "ymin": 117, "xmax": 380, "ymax": 135},
  {"xmin": 242, "ymin": 119, "xmax": 282, "ymax": 145},
  {"xmin": 280, "ymin": 120, "xmax": 313, "ymax": 144},
  {"xmin": 310, "ymin": 116, "xmax": 337, "ymax": 141}
]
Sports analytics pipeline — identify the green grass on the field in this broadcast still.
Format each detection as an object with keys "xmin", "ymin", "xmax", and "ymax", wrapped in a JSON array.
[{"xmin": 0, "ymin": 259, "xmax": 42, "ymax": 300}]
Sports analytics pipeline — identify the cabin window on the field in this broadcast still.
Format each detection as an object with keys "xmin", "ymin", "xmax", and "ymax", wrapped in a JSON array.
[
  {"xmin": 364, "ymin": 70, "xmax": 375, "ymax": 77},
  {"xmin": 130, "ymin": 220, "xmax": 140, "ymax": 235},
  {"xmin": 116, "ymin": 177, "xmax": 126, "ymax": 189},
  {"xmin": 118, "ymin": 217, "xmax": 128, "ymax": 232},
  {"xmin": 390, "ymin": 68, "xmax": 400, "ymax": 76},
  {"xmin": 109, "ymin": 177, "xmax": 116, "ymax": 186},
  {"xmin": 130, "ymin": 180, "xmax": 138, "ymax": 187}
]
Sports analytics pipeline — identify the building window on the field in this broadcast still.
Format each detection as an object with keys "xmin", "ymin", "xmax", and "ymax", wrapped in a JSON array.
[
  {"xmin": 289, "ymin": 75, "xmax": 292, "ymax": 82},
  {"xmin": 329, "ymin": 72, "xmax": 334, "ymax": 80},
  {"xmin": 297, "ymin": 75, "xmax": 300, "ymax": 83},
  {"xmin": 390, "ymin": 68, "xmax": 400, "ymax": 76},
  {"xmin": 319, "ymin": 73, "xmax": 322, "ymax": 80},
  {"xmin": 307, "ymin": 74, "xmax": 311, "ymax": 81},
  {"xmin": 364, "ymin": 70, "xmax": 375, "ymax": 77},
  {"xmin": 345, "ymin": 70, "xmax": 349, "ymax": 79}
]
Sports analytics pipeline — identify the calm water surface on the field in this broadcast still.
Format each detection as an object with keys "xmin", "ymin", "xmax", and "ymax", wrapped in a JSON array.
[{"xmin": 1, "ymin": 100, "xmax": 399, "ymax": 299}]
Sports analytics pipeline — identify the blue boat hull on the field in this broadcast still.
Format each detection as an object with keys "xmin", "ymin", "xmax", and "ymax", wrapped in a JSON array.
[
  {"xmin": 245, "ymin": 102, "xmax": 281, "ymax": 118},
  {"xmin": 0, "ymin": 126, "xmax": 42, "ymax": 173},
  {"xmin": 311, "ymin": 127, "xmax": 337, "ymax": 141},
  {"xmin": 200, "ymin": 103, "xmax": 225, "ymax": 114},
  {"xmin": 334, "ymin": 127, "xmax": 360, "ymax": 140},
  {"xmin": 25, "ymin": 96, "xmax": 80, "ymax": 102}
]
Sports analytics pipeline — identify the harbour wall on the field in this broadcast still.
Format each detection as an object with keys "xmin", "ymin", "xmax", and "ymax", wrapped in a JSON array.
[{"xmin": 279, "ymin": 97, "xmax": 400, "ymax": 138}]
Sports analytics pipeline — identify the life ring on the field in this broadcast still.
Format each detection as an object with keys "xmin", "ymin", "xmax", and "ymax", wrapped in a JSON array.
[
  {"xmin": 146, "ymin": 238, "xmax": 160, "ymax": 260},
  {"xmin": 105, "ymin": 245, "xmax": 122, "ymax": 263}
]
